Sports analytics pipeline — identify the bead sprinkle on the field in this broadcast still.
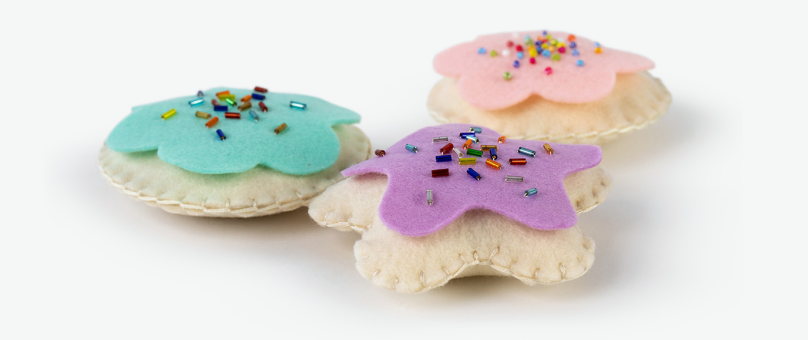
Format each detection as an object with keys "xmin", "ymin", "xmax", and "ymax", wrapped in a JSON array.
[
  {"xmin": 529, "ymin": 57, "xmax": 536, "ymax": 64},
  {"xmin": 503, "ymin": 72, "xmax": 512, "ymax": 80},
  {"xmin": 240, "ymin": 95, "xmax": 252, "ymax": 102},
  {"xmin": 290, "ymin": 101, "xmax": 306, "ymax": 110},
  {"xmin": 432, "ymin": 168, "xmax": 449, "ymax": 177},
  {"xmin": 466, "ymin": 168, "xmax": 481, "ymax": 181},
  {"xmin": 254, "ymin": 86, "xmax": 268, "ymax": 93},
  {"xmin": 466, "ymin": 149, "xmax": 483, "ymax": 157},
  {"xmin": 543, "ymin": 143, "xmax": 554, "ymax": 155},
  {"xmin": 498, "ymin": 136, "xmax": 506, "ymax": 143},
  {"xmin": 215, "ymin": 90, "xmax": 230, "ymax": 97},
  {"xmin": 252, "ymin": 93, "xmax": 266, "ymax": 100},
  {"xmin": 161, "ymin": 108, "xmax": 177, "ymax": 120},
  {"xmin": 433, "ymin": 136, "xmax": 449, "ymax": 143},
  {"xmin": 426, "ymin": 189, "xmax": 433, "ymax": 206},
  {"xmin": 551, "ymin": 53, "xmax": 561, "ymax": 61},
  {"xmin": 188, "ymin": 98, "xmax": 204, "ymax": 107},
  {"xmin": 576, "ymin": 60, "xmax": 584, "ymax": 67},
  {"xmin": 238, "ymin": 101, "xmax": 252, "ymax": 111},
  {"xmin": 453, "ymin": 147, "xmax": 464, "ymax": 158},
  {"xmin": 466, "ymin": 136, "xmax": 479, "ymax": 143},
  {"xmin": 505, "ymin": 175, "xmax": 523, "ymax": 183},
  {"xmin": 509, "ymin": 158, "xmax": 527, "ymax": 165},
  {"xmin": 205, "ymin": 117, "xmax": 219, "ymax": 128},
  {"xmin": 197, "ymin": 90, "xmax": 204, "ymax": 97},
  {"xmin": 489, "ymin": 148, "xmax": 498, "ymax": 160},
  {"xmin": 225, "ymin": 98, "xmax": 236, "ymax": 106},
  {"xmin": 594, "ymin": 47, "xmax": 602, "ymax": 54},
  {"xmin": 249, "ymin": 110, "xmax": 259, "ymax": 122},
  {"xmin": 490, "ymin": 50, "xmax": 498, "ymax": 57},
  {"xmin": 485, "ymin": 159, "xmax": 501, "ymax": 170},
  {"xmin": 216, "ymin": 129, "xmax": 226, "ymax": 141},
  {"xmin": 524, "ymin": 188, "xmax": 538, "ymax": 197},
  {"xmin": 219, "ymin": 94, "xmax": 235, "ymax": 101},
  {"xmin": 436, "ymin": 155, "xmax": 452, "ymax": 162},
  {"xmin": 545, "ymin": 67, "xmax": 552, "ymax": 75},
  {"xmin": 513, "ymin": 60, "xmax": 520, "ymax": 68},
  {"xmin": 572, "ymin": 49, "xmax": 580, "ymax": 57},
  {"xmin": 274, "ymin": 123, "xmax": 287, "ymax": 134},
  {"xmin": 463, "ymin": 139, "xmax": 473, "ymax": 150},
  {"xmin": 517, "ymin": 52, "xmax": 524, "ymax": 59},
  {"xmin": 480, "ymin": 145, "xmax": 497, "ymax": 150},
  {"xmin": 458, "ymin": 157, "xmax": 476, "ymax": 165},
  {"xmin": 224, "ymin": 112, "xmax": 241, "ymax": 119},
  {"xmin": 375, "ymin": 149, "xmax": 386, "ymax": 157},
  {"xmin": 259, "ymin": 101, "xmax": 268, "ymax": 112},
  {"xmin": 469, "ymin": 127, "xmax": 482, "ymax": 133},
  {"xmin": 195, "ymin": 111, "xmax": 211, "ymax": 119},
  {"xmin": 405, "ymin": 144, "xmax": 418, "ymax": 153},
  {"xmin": 518, "ymin": 147, "xmax": 537, "ymax": 157},
  {"xmin": 478, "ymin": 47, "xmax": 486, "ymax": 54},
  {"xmin": 439, "ymin": 143, "xmax": 454, "ymax": 155}
]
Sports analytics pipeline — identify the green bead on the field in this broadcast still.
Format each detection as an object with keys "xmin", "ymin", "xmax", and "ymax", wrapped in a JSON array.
[
  {"xmin": 551, "ymin": 53, "xmax": 561, "ymax": 61},
  {"xmin": 466, "ymin": 149, "xmax": 483, "ymax": 157},
  {"xmin": 490, "ymin": 50, "xmax": 498, "ymax": 57},
  {"xmin": 503, "ymin": 72, "xmax": 512, "ymax": 80},
  {"xmin": 225, "ymin": 98, "xmax": 236, "ymax": 106}
]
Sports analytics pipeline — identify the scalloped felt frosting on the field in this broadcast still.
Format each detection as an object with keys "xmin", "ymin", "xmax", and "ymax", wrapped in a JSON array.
[
  {"xmin": 433, "ymin": 31, "xmax": 655, "ymax": 110},
  {"xmin": 341, "ymin": 124, "xmax": 602, "ymax": 237},
  {"xmin": 106, "ymin": 87, "xmax": 360, "ymax": 175}
]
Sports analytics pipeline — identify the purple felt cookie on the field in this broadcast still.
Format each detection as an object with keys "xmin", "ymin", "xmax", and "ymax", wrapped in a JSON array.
[{"xmin": 341, "ymin": 124, "xmax": 602, "ymax": 237}]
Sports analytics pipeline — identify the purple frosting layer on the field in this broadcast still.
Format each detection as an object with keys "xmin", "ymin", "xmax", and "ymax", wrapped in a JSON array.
[{"xmin": 342, "ymin": 124, "xmax": 602, "ymax": 237}]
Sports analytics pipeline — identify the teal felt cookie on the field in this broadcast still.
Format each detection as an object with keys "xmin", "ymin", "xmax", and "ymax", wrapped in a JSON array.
[{"xmin": 99, "ymin": 87, "xmax": 371, "ymax": 217}]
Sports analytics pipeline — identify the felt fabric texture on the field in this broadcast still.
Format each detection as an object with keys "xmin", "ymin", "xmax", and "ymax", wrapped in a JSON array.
[
  {"xmin": 433, "ymin": 31, "xmax": 655, "ymax": 109},
  {"xmin": 106, "ymin": 87, "xmax": 360, "ymax": 175},
  {"xmin": 428, "ymin": 71, "xmax": 671, "ymax": 145},
  {"xmin": 342, "ymin": 124, "xmax": 602, "ymax": 237},
  {"xmin": 99, "ymin": 125, "xmax": 371, "ymax": 218},
  {"xmin": 308, "ymin": 166, "xmax": 612, "ymax": 293}
]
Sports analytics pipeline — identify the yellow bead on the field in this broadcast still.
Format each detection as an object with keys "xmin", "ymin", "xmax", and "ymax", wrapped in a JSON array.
[
  {"xmin": 550, "ymin": 39, "xmax": 558, "ymax": 46},
  {"xmin": 558, "ymin": 42, "xmax": 565, "ymax": 48},
  {"xmin": 595, "ymin": 47, "xmax": 602, "ymax": 54},
  {"xmin": 546, "ymin": 34, "xmax": 552, "ymax": 40},
  {"xmin": 541, "ymin": 43, "xmax": 549, "ymax": 49},
  {"xmin": 529, "ymin": 49, "xmax": 538, "ymax": 57},
  {"xmin": 548, "ymin": 46, "xmax": 554, "ymax": 52}
]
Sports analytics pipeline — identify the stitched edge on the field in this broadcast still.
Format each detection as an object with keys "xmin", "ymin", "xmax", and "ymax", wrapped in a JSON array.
[{"xmin": 99, "ymin": 128, "xmax": 375, "ymax": 218}]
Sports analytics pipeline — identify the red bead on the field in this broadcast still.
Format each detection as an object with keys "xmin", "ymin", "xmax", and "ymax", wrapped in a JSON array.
[
  {"xmin": 558, "ymin": 47, "xmax": 566, "ymax": 53},
  {"xmin": 254, "ymin": 86, "xmax": 268, "ymax": 93},
  {"xmin": 545, "ymin": 67, "xmax": 552, "ymax": 75},
  {"xmin": 259, "ymin": 101, "xmax": 268, "ymax": 112},
  {"xmin": 224, "ymin": 112, "xmax": 241, "ymax": 119},
  {"xmin": 515, "ymin": 45, "xmax": 523, "ymax": 52},
  {"xmin": 507, "ymin": 40, "xmax": 514, "ymax": 47},
  {"xmin": 529, "ymin": 57, "xmax": 536, "ymax": 64},
  {"xmin": 211, "ymin": 99, "xmax": 219, "ymax": 106}
]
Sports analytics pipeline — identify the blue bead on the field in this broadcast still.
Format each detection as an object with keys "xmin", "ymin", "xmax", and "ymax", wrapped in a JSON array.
[
  {"xmin": 569, "ymin": 41, "xmax": 577, "ymax": 48},
  {"xmin": 188, "ymin": 98, "xmax": 204, "ymax": 106},
  {"xmin": 542, "ymin": 50, "xmax": 551, "ymax": 58},
  {"xmin": 405, "ymin": 143, "xmax": 418, "ymax": 153},
  {"xmin": 289, "ymin": 101, "xmax": 307, "ymax": 110},
  {"xmin": 542, "ymin": 30, "xmax": 548, "ymax": 36},
  {"xmin": 513, "ymin": 60, "xmax": 520, "ymax": 68},
  {"xmin": 466, "ymin": 168, "xmax": 481, "ymax": 181},
  {"xmin": 594, "ymin": 42, "xmax": 600, "ymax": 48},
  {"xmin": 459, "ymin": 132, "xmax": 476, "ymax": 138},
  {"xmin": 478, "ymin": 47, "xmax": 486, "ymax": 54},
  {"xmin": 489, "ymin": 148, "xmax": 497, "ymax": 160},
  {"xmin": 436, "ymin": 155, "xmax": 452, "ymax": 162},
  {"xmin": 252, "ymin": 93, "xmax": 266, "ymax": 100},
  {"xmin": 469, "ymin": 127, "xmax": 482, "ymax": 133},
  {"xmin": 572, "ymin": 49, "xmax": 580, "ymax": 57},
  {"xmin": 249, "ymin": 110, "xmax": 259, "ymax": 122},
  {"xmin": 576, "ymin": 60, "xmax": 584, "ymax": 67},
  {"xmin": 216, "ymin": 129, "xmax": 226, "ymax": 140},
  {"xmin": 517, "ymin": 52, "xmax": 524, "ymax": 59},
  {"xmin": 535, "ymin": 41, "xmax": 542, "ymax": 48},
  {"xmin": 214, "ymin": 105, "xmax": 228, "ymax": 111},
  {"xmin": 465, "ymin": 136, "xmax": 479, "ymax": 143},
  {"xmin": 524, "ymin": 188, "xmax": 538, "ymax": 197},
  {"xmin": 518, "ymin": 147, "xmax": 536, "ymax": 157},
  {"xmin": 197, "ymin": 90, "xmax": 204, "ymax": 97}
]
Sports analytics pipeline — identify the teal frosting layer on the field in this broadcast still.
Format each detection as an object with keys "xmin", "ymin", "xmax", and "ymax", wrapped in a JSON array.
[{"xmin": 106, "ymin": 87, "xmax": 361, "ymax": 175}]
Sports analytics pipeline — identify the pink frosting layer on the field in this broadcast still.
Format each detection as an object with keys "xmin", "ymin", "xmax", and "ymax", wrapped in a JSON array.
[{"xmin": 433, "ymin": 31, "xmax": 655, "ymax": 110}]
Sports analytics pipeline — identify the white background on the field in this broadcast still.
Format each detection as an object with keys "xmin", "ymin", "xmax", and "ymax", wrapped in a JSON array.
[{"xmin": 1, "ymin": 0, "xmax": 799, "ymax": 339}]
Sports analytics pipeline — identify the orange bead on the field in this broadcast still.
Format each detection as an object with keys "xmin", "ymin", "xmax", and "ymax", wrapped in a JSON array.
[
  {"xmin": 595, "ymin": 47, "xmax": 602, "ymax": 54},
  {"xmin": 215, "ymin": 90, "xmax": 230, "ymax": 97},
  {"xmin": 485, "ymin": 159, "xmax": 501, "ymax": 170},
  {"xmin": 205, "ymin": 116, "xmax": 219, "ymax": 128},
  {"xmin": 498, "ymin": 136, "xmax": 506, "ymax": 144},
  {"xmin": 241, "ymin": 95, "xmax": 252, "ymax": 102},
  {"xmin": 543, "ymin": 143, "xmax": 554, "ymax": 155},
  {"xmin": 463, "ymin": 139, "xmax": 473, "ymax": 150},
  {"xmin": 568, "ymin": 34, "xmax": 576, "ymax": 41}
]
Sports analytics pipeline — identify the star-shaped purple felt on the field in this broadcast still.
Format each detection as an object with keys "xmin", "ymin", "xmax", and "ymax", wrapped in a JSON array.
[{"xmin": 341, "ymin": 124, "xmax": 603, "ymax": 237}]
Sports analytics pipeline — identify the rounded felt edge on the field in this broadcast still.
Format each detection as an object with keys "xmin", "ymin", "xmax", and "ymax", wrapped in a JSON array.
[
  {"xmin": 98, "ymin": 125, "xmax": 373, "ymax": 218},
  {"xmin": 307, "ymin": 167, "xmax": 611, "ymax": 293},
  {"xmin": 427, "ymin": 72, "xmax": 673, "ymax": 145}
]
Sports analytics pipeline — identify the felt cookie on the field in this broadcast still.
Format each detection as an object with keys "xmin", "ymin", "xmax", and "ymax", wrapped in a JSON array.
[
  {"xmin": 428, "ymin": 31, "xmax": 671, "ymax": 145},
  {"xmin": 99, "ymin": 87, "xmax": 371, "ymax": 217},
  {"xmin": 308, "ymin": 124, "xmax": 612, "ymax": 293}
]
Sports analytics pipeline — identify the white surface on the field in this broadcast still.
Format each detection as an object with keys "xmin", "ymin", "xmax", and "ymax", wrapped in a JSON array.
[{"xmin": 0, "ymin": 0, "xmax": 798, "ymax": 339}]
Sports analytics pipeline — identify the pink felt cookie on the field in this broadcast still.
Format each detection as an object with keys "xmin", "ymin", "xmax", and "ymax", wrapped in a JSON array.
[{"xmin": 433, "ymin": 31, "xmax": 655, "ymax": 109}]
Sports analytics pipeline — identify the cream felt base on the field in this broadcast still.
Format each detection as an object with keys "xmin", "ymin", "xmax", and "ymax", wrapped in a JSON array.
[
  {"xmin": 427, "ymin": 71, "xmax": 672, "ymax": 145},
  {"xmin": 308, "ymin": 167, "xmax": 612, "ymax": 293},
  {"xmin": 99, "ymin": 125, "xmax": 372, "ymax": 218}
]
